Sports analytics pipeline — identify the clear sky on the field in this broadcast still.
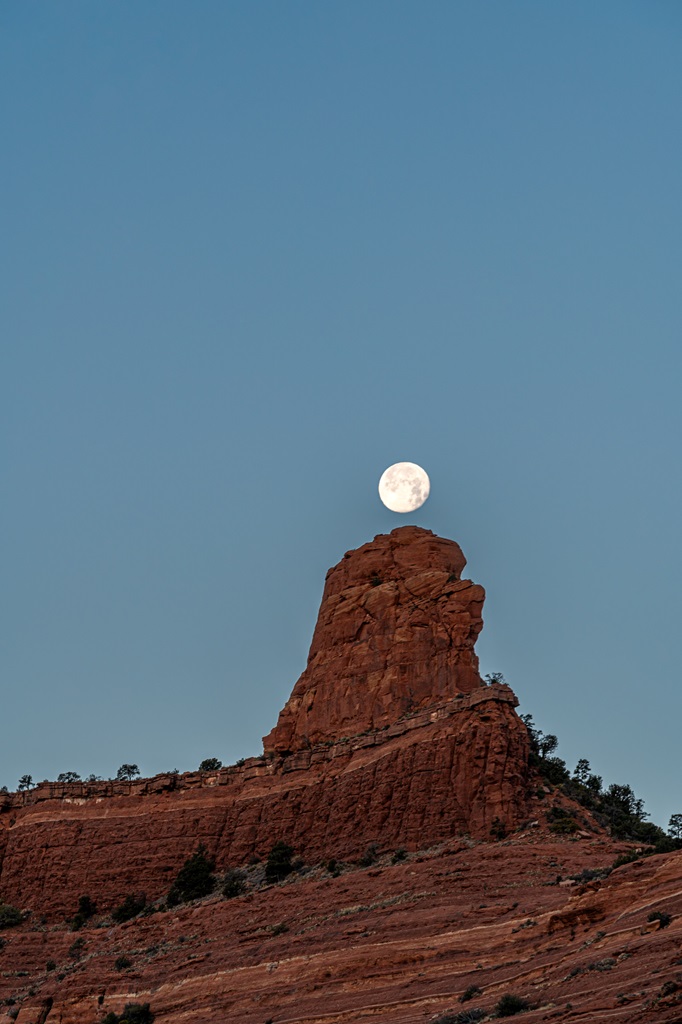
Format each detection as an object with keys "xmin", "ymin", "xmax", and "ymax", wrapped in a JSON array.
[{"xmin": 2, "ymin": 2, "xmax": 680, "ymax": 828}]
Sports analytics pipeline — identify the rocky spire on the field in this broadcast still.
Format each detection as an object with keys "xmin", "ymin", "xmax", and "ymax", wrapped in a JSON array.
[{"xmin": 264, "ymin": 526, "xmax": 486, "ymax": 753}]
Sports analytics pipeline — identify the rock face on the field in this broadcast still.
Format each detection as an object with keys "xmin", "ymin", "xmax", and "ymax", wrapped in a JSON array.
[
  {"xmin": 2, "ymin": 836, "xmax": 681, "ymax": 1023},
  {"xmin": 264, "ymin": 526, "xmax": 486, "ymax": 753},
  {"xmin": 0, "ymin": 526, "xmax": 532, "ymax": 925}
]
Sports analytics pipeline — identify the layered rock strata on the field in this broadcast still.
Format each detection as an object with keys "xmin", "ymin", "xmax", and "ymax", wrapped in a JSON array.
[{"xmin": 0, "ymin": 526, "xmax": 531, "ymax": 925}]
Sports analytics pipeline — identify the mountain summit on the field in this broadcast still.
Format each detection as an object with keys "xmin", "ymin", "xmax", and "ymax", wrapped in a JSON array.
[{"xmin": 264, "ymin": 526, "xmax": 487, "ymax": 753}]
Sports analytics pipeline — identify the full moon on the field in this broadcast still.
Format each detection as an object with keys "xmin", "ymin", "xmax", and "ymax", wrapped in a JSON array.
[{"xmin": 378, "ymin": 462, "xmax": 430, "ymax": 513}]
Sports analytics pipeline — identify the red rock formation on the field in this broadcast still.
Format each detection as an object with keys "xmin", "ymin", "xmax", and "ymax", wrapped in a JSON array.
[
  {"xmin": 264, "ymin": 526, "xmax": 486, "ymax": 753},
  {"xmin": 0, "ymin": 684, "xmax": 530, "ymax": 921},
  {"xmin": 0, "ymin": 527, "xmax": 532, "ymax": 925},
  {"xmin": 2, "ymin": 836, "xmax": 681, "ymax": 1023}
]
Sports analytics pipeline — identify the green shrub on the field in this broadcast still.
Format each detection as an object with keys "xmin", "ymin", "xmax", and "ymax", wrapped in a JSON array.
[
  {"xmin": 169, "ymin": 845, "xmax": 216, "ymax": 903},
  {"xmin": 198, "ymin": 758, "xmax": 222, "ymax": 772},
  {"xmin": 111, "ymin": 893, "xmax": 147, "ymax": 923},
  {"xmin": 222, "ymin": 869, "xmax": 246, "ymax": 899},
  {"xmin": 494, "ymin": 993, "xmax": 530, "ymax": 1016},
  {"xmin": 265, "ymin": 840, "xmax": 294, "ymax": 883},
  {"xmin": 71, "ymin": 894, "xmax": 96, "ymax": 930},
  {"xmin": 549, "ymin": 816, "xmax": 579, "ymax": 834},
  {"xmin": 570, "ymin": 867, "xmax": 610, "ymax": 883},
  {"xmin": 358, "ymin": 842, "xmax": 379, "ymax": 867},
  {"xmin": 101, "ymin": 1004, "xmax": 154, "ymax": 1024},
  {"xmin": 490, "ymin": 817, "xmax": 507, "ymax": 840},
  {"xmin": 648, "ymin": 910, "xmax": 671, "ymax": 928},
  {"xmin": 0, "ymin": 904, "xmax": 23, "ymax": 929},
  {"xmin": 115, "ymin": 954, "xmax": 133, "ymax": 970},
  {"xmin": 611, "ymin": 850, "xmax": 642, "ymax": 870},
  {"xmin": 433, "ymin": 1010, "xmax": 485, "ymax": 1024},
  {"xmin": 460, "ymin": 985, "xmax": 482, "ymax": 1002}
]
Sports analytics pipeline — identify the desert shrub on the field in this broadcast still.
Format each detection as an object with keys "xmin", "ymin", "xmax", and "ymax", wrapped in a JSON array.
[
  {"xmin": 111, "ymin": 893, "xmax": 147, "ymax": 923},
  {"xmin": 589, "ymin": 958, "xmax": 616, "ymax": 972},
  {"xmin": 169, "ymin": 845, "xmax": 215, "ymax": 903},
  {"xmin": 460, "ymin": 985, "xmax": 482, "ymax": 1002},
  {"xmin": 0, "ymin": 904, "xmax": 23, "ymax": 929},
  {"xmin": 114, "ymin": 954, "xmax": 133, "ymax": 970},
  {"xmin": 611, "ymin": 850, "xmax": 642, "ymax": 870},
  {"xmin": 433, "ymin": 1010, "xmax": 485, "ymax": 1024},
  {"xmin": 265, "ymin": 840, "xmax": 294, "ymax": 883},
  {"xmin": 570, "ymin": 867, "xmax": 610, "ymax": 883},
  {"xmin": 198, "ymin": 758, "xmax": 222, "ymax": 772},
  {"xmin": 490, "ymin": 817, "xmax": 507, "ymax": 840},
  {"xmin": 358, "ymin": 842, "xmax": 379, "ymax": 867},
  {"xmin": 648, "ymin": 910, "xmax": 671, "ymax": 928},
  {"xmin": 392, "ymin": 847, "xmax": 407, "ymax": 863},
  {"xmin": 71, "ymin": 894, "xmax": 96, "ymax": 930},
  {"xmin": 101, "ymin": 1004, "xmax": 154, "ymax": 1024},
  {"xmin": 549, "ymin": 816, "xmax": 579, "ymax": 835},
  {"xmin": 494, "ymin": 993, "xmax": 530, "ymax": 1016},
  {"xmin": 270, "ymin": 921, "xmax": 289, "ymax": 936},
  {"xmin": 69, "ymin": 936, "xmax": 85, "ymax": 958},
  {"xmin": 46, "ymin": 959, "xmax": 56, "ymax": 971},
  {"xmin": 222, "ymin": 869, "xmax": 246, "ymax": 899}
]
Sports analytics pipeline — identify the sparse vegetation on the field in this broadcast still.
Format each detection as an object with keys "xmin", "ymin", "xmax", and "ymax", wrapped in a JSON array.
[
  {"xmin": 0, "ymin": 904, "xmax": 23, "ymax": 929},
  {"xmin": 46, "ymin": 959, "xmax": 56, "ymax": 971},
  {"xmin": 358, "ymin": 842, "xmax": 379, "ymax": 867},
  {"xmin": 17, "ymin": 774, "xmax": 34, "ymax": 791},
  {"xmin": 270, "ymin": 921, "xmax": 289, "ymax": 935},
  {"xmin": 391, "ymin": 847, "xmax": 407, "ymax": 863},
  {"xmin": 494, "ymin": 993, "xmax": 531, "ymax": 1016},
  {"xmin": 71, "ymin": 894, "xmax": 96, "ymax": 930},
  {"xmin": 68, "ymin": 936, "xmax": 85, "ymax": 958},
  {"xmin": 648, "ymin": 910, "xmax": 671, "ymax": 928},
  {"xmin": 490, "ymin": 817, "xmax": 507, "ymax": 840},
  {"xmin": 520, "ymin": 713, "xmax": 681, "ymax": 848},
  {"xmin": 222, "ymin": 869, "xmax": 246, "ymax": 899},
  {"xmin": 168, "ymin": 845, "xmax": 216, "ymax": 904},
  {"xmin": 101, "ymin": 1003, "xmax": 154, "ymax": 1024},
  {"xmin": 265, "ymin": 840, "xmax": 294, "ymax": 883},
  {"xmin": 116, "ymin": 764, "xmax": 140, "ymax": 781},
  {"xmin": 57, "ymin": 771, "xmax": 81, "ymax": 783},
  {"xmin": 668, "ymin": 813, "xmax": 682, "ymax": 839},
  {"xmin": 111, "ymin": 893, "xmax": 147, "ymax": 923},
  {"xmin": 198, "ymin": 758, "xmax": 222, "ymax": 772},
  {"xmin": 114, "ymin": 954, "xmax": 133, "ymax": 970},
  {"xmin": 433, "ymin": 1010, "xmax": 486, "ymax": 1024},
  {"xmin": 548, "ymin": 815, "xmax": 579, "ymax": 835},
  {"xmin": 460, "ymin": 985, "xmax": 482, "ymax": 1002}
]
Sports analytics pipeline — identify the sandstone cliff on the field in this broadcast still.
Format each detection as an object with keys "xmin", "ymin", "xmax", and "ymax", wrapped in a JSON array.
[
  {"xmin": 264, "ymin": 526, "xmax": 485, "ymax": 752},
  {"xmin": 0, "ymin": 527, "xmax": 677, "ymax": 1022},
  {"xmin": 0, "ymin": 527, "xmax": 532, "ymax": 922}
]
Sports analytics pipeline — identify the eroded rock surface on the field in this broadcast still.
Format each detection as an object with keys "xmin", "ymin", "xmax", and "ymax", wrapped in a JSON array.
[{"xmin": 264, "ymin": 526, "xmax": 486, "ymax": 753}]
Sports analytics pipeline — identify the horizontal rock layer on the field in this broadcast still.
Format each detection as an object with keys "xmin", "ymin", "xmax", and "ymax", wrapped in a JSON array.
[
  {"xmin": 0, "ymin": 686, "xmax": 529, "ymax": 920},
  {"xmin": 1, "ymin": 836, "xmax": 680, "ymax": 1023}
]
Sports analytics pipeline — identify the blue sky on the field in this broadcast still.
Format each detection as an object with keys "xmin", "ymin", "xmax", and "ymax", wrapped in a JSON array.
[{"xmin": 2, "ymin": 2, "xmax": 680, "ymax": 827}]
